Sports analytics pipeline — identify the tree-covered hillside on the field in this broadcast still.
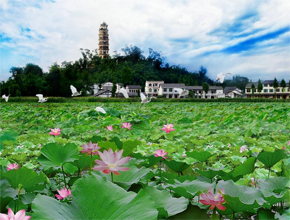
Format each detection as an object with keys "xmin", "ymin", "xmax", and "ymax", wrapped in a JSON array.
[{"xmin": 0, "ymin": 45, "xmax": 249, "ymax": 97}]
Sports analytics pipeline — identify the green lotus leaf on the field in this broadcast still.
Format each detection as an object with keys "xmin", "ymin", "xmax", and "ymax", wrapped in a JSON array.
[
  {"xmin": 143, "ymin": 186, "xmax": 188, "ymax": 218},
  {"xmin": 93, "ymin": 165, "xmax": 150, "ymax": 190},
  {"xmin": 196, "ymin": 168, "xmax": 227, "ymax": 180},
  {"xmin": 257, "ymin": 150, "xmax": 287, "ymax": 168},
  {"xmin": 169, "ymin": 204, "xmax": 209, "ymax": 219},
  {"xmin": 122, "ymin": 140, "xmax": 141, "ymax": 156},
  {"xmin": 0, "ymin": 180, "xmax": 18, "ymax": 198},
  {"xmin": 0, "ymin": 131, "xmax": 17, "ymax": 150},
  {"xmin": 166, "ymin": 180, "xmax": 214, "ymax": 198},
  {"xmin": 38, "ymin": 143, "xmax": 79, "ymax": 169},
  {"xmin": 217, "ymin": 180, "xmax": 267, "ymax": 211},
  {"xmin": 98, "ymin": 141, "xmax": 118, "ymax": 151},
  {"xmin": 163, "ymin": 160, "xmax": 190, "ymax": 173},
  {"xmin": 3, "ymin": 167, "xmax": 47, "ymax": 192},
  {"xmin": 232, "ymin": 157, "xmax": 256, "ymax": 177},
  {"xmin": 88, "ymin": 135, "xmax": 106, "ymax": 143},
  {"xmin": 187, "ymin": 151, "xmax": 213, "ymax": 163},
  {"xmin": 63, "ymin": 163, "xmax": 78, "ymax": 174},
  {"xmin": 257, "ymin": 208, "xmax": 275, "ymax": 220},
  {"xmin": 32, "ymin": 175, "xmax": 158, "ymax": 219},
  {"xmin": 110, "ymin": 136, "xmax": 123, "ymax": 149},
  {"xmin": 258, "ymin": 177, "xmax": 290, "ymax": 205},
  {"xmin": 20, "ymin": 192, "xmax": 36, "ymax": 205},
  {"xmin": 71, "ymin": 154, "xmax": 93, "ymax": 171}
]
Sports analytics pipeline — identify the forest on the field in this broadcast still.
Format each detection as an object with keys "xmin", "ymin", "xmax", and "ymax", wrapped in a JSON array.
[{"xmin": 0, "ymin": 45, "xmax": 249, "ymax": 97}]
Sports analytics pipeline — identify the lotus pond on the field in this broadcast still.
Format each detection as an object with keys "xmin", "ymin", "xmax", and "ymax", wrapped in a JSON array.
[{"xmin": 0, "ymin": 102, "xmax": 289, "ymax": 219}]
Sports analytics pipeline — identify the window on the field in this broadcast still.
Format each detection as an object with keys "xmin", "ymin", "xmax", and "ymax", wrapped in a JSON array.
[
  {"xmin": 149, "ymin": 89, "xmax": 152, "ymax": 92},
  {"xmin": 276, "ymin": 89, "xmax": 280, "ymax": 92},
  {"xmin": 163, "ymin": 88, "xmax": 167, "ymax": 92},
  {"xmin": 263, "ymin": 89, "xmax": 268, "ymax": 93},
  {"xmin": 149, "ymin": 84, "xmax": 152, "ymax": 86},
  {"xmin": 247, "ymin": 89, "xmax": 251, "ymax": 92},
  {"xmin": 153, "ymin": 84, "xmax": 157, "ymax": 86},
  {"xmin": 154, "ymin": 89, "xmax": 157, "ymax": 92},
  {"xmin": 269, "ymin": 89, "xmax": 273, "ymax": 92},
  {"xmin": 169, "ymin": 88, "xmax": 173, "ymax": 92}
]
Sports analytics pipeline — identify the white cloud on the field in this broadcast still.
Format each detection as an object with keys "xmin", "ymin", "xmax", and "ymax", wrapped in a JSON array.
[{"xmin": 0, "ymin": 0, "xmax": 289, "ymax": 81}]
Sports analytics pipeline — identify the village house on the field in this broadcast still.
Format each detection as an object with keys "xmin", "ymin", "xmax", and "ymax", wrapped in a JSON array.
[{"xmin": 245, "ymin": 80, "xmax": 290, "ymax": 99}]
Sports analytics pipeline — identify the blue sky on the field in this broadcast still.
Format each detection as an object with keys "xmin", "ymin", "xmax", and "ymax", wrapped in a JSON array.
[{"xmin": 0, "ymin": 0, "xmax": 289, "ymax": 82}]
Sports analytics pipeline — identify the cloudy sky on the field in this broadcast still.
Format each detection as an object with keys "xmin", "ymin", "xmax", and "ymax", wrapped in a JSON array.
[{"xmin": 0, "ymin": 0, "xmax": 289, "ymax": 82}]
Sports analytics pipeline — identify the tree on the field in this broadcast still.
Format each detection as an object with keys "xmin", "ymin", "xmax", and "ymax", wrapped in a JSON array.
[
  {"xmin": 120, "ymin": 66, "xmax": 132, "ymax": 86},
  {"xmin": 280, "ymin": 79, "xmax": 286, "ymax": 92},
  {"xmin": 111, "ymin": 82, "xmax": 117, "ymax": 97},
  {"xmin": 202, "ymin": 82, "xmax": 209, "ymax": 98},
  {"xmin": 273, "ymin": 78, "xmax": 278, "ymax": 99},
  {"xmin": 257, "ymin": 79, "xmax": 263, "ymax": 98},
  {"xmin": 251, "ymin": 83, "xmax": 255, "ymax": 98}
]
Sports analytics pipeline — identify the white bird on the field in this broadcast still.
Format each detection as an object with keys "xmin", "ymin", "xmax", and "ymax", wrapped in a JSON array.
[
  {"xmin": 140, "ymin": 93, "xmax": 156, "ymax": 104},
  {"xmin": 70, "ymin": 85, "xmax": 82, "ymax": 96},
  {"xmin": 36, "ymin": 94, "xmax": 48, "ymax": 103},
  {"xmin": 216, "ymin": 73, "xmax": 231, "ymax": 83},
  {"xmin": 174, "ymin": 88, "xmax": 189, "ymax": 98},
  {"xmin": 95, "ymin": 106, "xmax": 106, "ymax": 114},
  {"xmin": 2, "ymin": 94, "xmax": 10, "ymax": 102},
  {"xmin": 119, "ymin": 87, "xmax": 129, "ymax": 98}
]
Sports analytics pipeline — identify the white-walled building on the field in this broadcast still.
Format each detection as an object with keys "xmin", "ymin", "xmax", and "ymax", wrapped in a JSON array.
[
  {"xmin": 126, "ymin": 85, "xmax": 141, "ymax": 97},
  {"xmin": 145, "ymin": 81, "xmax": 164, "ymax": 97},
  {"xmin": 186, "ymin": 86, "xmax": 224, "ymax": 99},
  {"xmin": 158, "ymin": 84, "xmax": 187, "ymax": 98},
  {"xmin": 94, "ymin": 82, "xmax": 123, "ymax": 97},
  {"xmin": 224, "ymin": 87, "xmax": 243, "ymax": 98},
  {"xmin": 245, "ymin": 80, "xmax": 290, "ymax": 99}
]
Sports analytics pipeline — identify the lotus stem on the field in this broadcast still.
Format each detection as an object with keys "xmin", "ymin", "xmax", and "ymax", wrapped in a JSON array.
[
  {"xmin": 268, "ymin": 167, "xmax": 271, "ymax": 178},
  {"xmin": 111, "ymin": 172, "xmax": 114, "ymax": 183},
  {"xmin": 159, "ymin": 161, "xmax": 162, "ymax": 184},
  {"xmin": 61, "ymin": 165, "xmax": 67, "ymax": 188},
  {"xmin": 89, "ymin": 153, "xmax": 93, "ymax": 175},
  {"xmin": 16, "ymin": 185, "xmax": 22, "ymax": 212}
]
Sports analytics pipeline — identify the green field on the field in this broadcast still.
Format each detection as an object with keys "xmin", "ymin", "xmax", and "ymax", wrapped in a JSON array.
[{"xmin": 0, "ymin": 102, "xmax": 289, "ymax": 219}]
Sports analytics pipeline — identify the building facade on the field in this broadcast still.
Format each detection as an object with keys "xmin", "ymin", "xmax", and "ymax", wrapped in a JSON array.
[
  {"xmin": 145, "ymin": 81, "xmax": 164, "ymax": 97},
  {"xmin": 158, "ymin": 84, "xmax": 187, "ymax": 98},
  {"xmin": 126, "ymin": 85, "xmax": 141, "ymax": 97},
  {"xmin": 186, "ymin": 86, "xmax": 224, "ymax": 99},
  {"xmin": 98, "ymin": 22, "xmax": 109, "ymax": 58},
  {"xmin": 245, "ymin": 80, "xmax": 290, "ymax": 99}
]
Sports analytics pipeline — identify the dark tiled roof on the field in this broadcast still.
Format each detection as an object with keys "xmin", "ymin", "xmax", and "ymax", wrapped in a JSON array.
[
  {"xmin": 224, "ymin": 87, "xmax": 238, "ymax": 93},
  {"xmin": 186, "ymin": 86, "xmax": 223, "ymax": 90},
  {"xmin": 246, "ymin": 82, "xmax": 258, "ymax": 88},
  {"xmin": 160, "ymin": 84, "xmax": 186, "ymax": 88},
  {"xmin": 127, "ymin": 85, "xmax": 141, "ymax": 89},
  {"xmin": 186, "ymin": 86, "xmax": 203, "ymax": 90},
  {"xmin": 93, "ymin": 90, "xmax": 112, "ymax": 96},
  {"xmin": 263, "ymin": 80, "xmax": 274, "ymax": 85}
]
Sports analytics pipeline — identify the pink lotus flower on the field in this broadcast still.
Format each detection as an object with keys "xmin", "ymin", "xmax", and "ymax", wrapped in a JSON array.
[
  {"xmin": 287, "ymin": 141, "xmax": 290, "ymax": 145},
  {"xmin": 93, "ymin": 149, "xmax": 130, "ymax": 175},
  {"xmin": 154, "ymin": 149, "xmax": 168, "ymax": 159},
  {"xmin": 49, "ymin": 128, "xmax": 61, "ymax": 136},
  {"xmin": 228, "ymin": 144, "xmax": 231, "ymax": 147},
  {"xmin": 107, "ymin": 125, "xmax": 113, "ymax": 131},
  {"xmin": 122, "ymin": 122, "xmax": 132, "ymax": 130},
  {"xmin": 240, "ymin": 145, "xmax": 248, "ymax": 153},
  {"xmin": 80, "ymin": 141, "xmax": 100, "ymax": 155},
  {"xmin": 162, "ymin": 123, "xmax": 175, "ymax": 133},
  {"xmin": 200, "ymin": 189, "xmax": 226, "ymax": 211},
  {"xmin": 55, "ymin": 188, "xmax": 72, "ymax": 200},
  {"xmin": 7, "ymin": 163, "xmax": 19, "ymax": 171},
  {"xmin": 0, "ymin": 207, "xmax": 31, "ymax": 220},
  {"xmin": 147, "ymin": 142, "xmax": 152, "ymax": 146}
]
